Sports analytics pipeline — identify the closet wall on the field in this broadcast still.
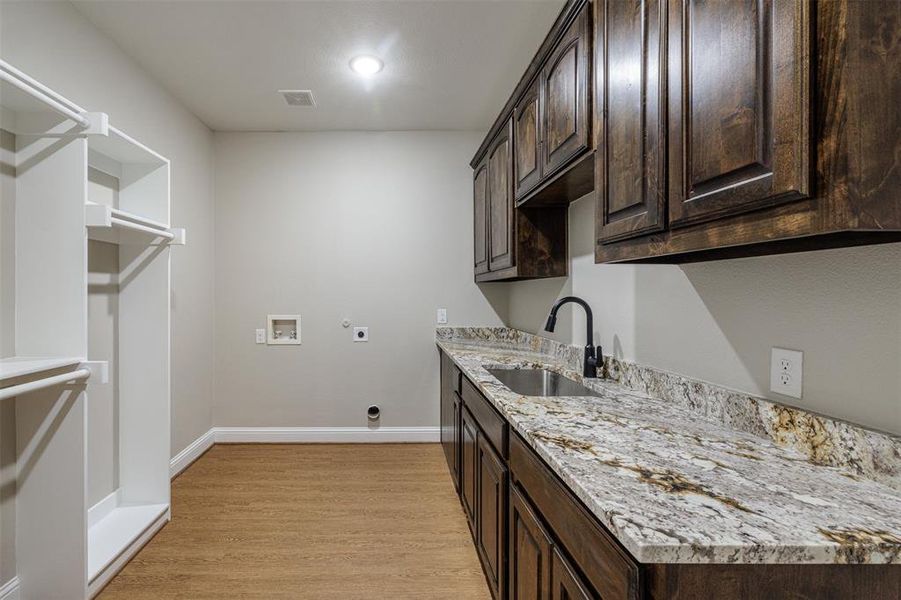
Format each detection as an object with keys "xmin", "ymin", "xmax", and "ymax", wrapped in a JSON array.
[
  {"xmin": 0, "ymin": 130, "xmax": 16, "ymax": 586},
  {"xmin": 0, "ymin": 0, "xmax": 216, "ymax": 459}
]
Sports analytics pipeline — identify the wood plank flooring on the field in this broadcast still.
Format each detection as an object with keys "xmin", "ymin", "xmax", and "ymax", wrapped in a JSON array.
[{"xmin": 98, "ymin": 443, "xmax": 491, "ymax": 599}]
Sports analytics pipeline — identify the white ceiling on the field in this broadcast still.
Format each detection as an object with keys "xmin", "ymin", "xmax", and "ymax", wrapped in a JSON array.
[{"xmin": 72, "ymin": 0, "xmax": 565, "ymax": 132}]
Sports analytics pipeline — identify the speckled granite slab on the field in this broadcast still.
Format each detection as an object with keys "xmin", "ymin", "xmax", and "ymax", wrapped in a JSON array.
[
  {"xmin": 436, "ymin": 327, "xmax": 901, "ymax": 564},
  {"xmin": 436, "ymin": 326, "xmax": 901, "ymax": 492}
]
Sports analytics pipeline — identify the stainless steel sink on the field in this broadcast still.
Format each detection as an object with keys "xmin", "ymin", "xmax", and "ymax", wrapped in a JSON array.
[{"xmin": 486, "ymin": 368, "xmax": 599, "ymax": 397}]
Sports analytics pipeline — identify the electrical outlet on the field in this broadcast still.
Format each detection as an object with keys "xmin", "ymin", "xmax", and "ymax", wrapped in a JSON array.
[
  {"xmin": 353, "ymin": 327, "xmax": 369, "ymax": 342},
  {"xmin": 255, "ymin": 329, "xmax": 266, "ymax": 344},
  {"xmin": 437, "ymin": 308, "xmax": 447, "ymax": 324},
  {"xmin": 770, "ymin": 348, "xmax": 803, "ymax": 399}
]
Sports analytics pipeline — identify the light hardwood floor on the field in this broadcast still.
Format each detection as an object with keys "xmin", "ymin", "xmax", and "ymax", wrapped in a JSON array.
[{"xmin": 98, "ymin": 443, "xmax": 491, "ymax": 599}]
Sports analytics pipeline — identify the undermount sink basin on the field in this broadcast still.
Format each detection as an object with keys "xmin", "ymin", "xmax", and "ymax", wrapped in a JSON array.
[{"xmin": 486, "ymin": 368, "xmax": 599, "ymax": 397}]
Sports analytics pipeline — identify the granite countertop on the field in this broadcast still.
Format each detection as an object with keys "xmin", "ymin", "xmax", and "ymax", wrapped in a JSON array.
[{"xmin": 436, "ymin": 338, "xmax": 901, "ymax": 565}]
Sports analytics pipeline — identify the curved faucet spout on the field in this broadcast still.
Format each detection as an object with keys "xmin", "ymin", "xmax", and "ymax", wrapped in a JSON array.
[{"xmin": 544, "ymin": 296, "xmax": 602, "ymax": 379}]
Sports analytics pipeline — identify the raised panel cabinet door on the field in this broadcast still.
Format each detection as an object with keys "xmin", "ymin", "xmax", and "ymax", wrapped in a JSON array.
[
  {"xmin": 509, "ymin": 484, "xmax": 552, "ymax": 600},
  {"xmin": 452, "ymin": 393, "xmax": 461, "ymax": 486},
  {"xmin": 439, "ymin": 353, "xmax": 459, "ymax": 490},
  {"xmin": 550, "ymin": 547, "xmax": 594, "ymax": 600},
  {"xmin": 542, "ymin": 3, "xmax": 592, "ymax": 177},
  {"xmin": 477, "ymin": 434, "xmax": 508, "ymax": 600},
  {"xmin": 474, "ymin": 160, "xmax": 490, "ymax": 275},
  {"xmin": 461, "ymin": 406, "xmax": 479, "ymax": 531},
  {"xmin": 596, "ymin": 0, "xmax": 667, "ymax": 243},
  {"xmin": 488, "ymin": 120, "xmax": 515, "ymax": 271},
  {"xmin": 667, "ymin": 0, "xmax": 811, "ymax": 227},
  {"xmin": 515, "ymin": 79, "xmax": 543, "ymax": 200}
]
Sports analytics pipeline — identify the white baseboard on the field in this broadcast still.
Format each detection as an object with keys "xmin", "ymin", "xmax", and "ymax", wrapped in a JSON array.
[
  {"xmin": 87, "ymin": 507, "xmax": 170, "ymax": 599},
  {"xmin": 169, "ymin": 426, "xmax": 440, "ymax": 477},
  {"xmin": 0, "ymin": 577, "xmax": 19, "ymax": 600},
  {"xmin": 212, "ymin": 426, "xmax": 441, "ymax": 444},
  {"xmin": 169, "ymin": 428, "xmax": 215, "ymax": 478}
]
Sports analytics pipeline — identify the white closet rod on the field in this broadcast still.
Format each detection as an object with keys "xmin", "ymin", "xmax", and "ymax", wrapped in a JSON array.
[
  {"xmin": 0, "ymin": 61, "xmax": 91, "ymax": 129},
  {"xmin": 109, "ymin": 207, "xmax": 169, "ymax": 231},
  {"xmin": 0, "ymin": 368, "xmax": 92, "ymax": 401},
  {"xmin": 109, "ymin": 217, "xmax": 175, "ymax": 240}
]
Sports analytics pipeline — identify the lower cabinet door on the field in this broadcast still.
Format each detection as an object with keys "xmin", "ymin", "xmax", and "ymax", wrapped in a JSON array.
[
  {"xmin": 461, "ymin": 406, "xmax": 479, "ymax": 531},
  {"xmin": 551, "ymin": 547, "xmax": 594, "ymax": 600},
  {"xmin": 477, "ymin": 434, "xmax": 508, "ymax": 599},
  {"xmin": 509, "ymin": 484, "xmax": 552, "ymax": 600},
  {"xmin": 439, "ymin": 353, "xmax": 458, "ymax": 489},
  {"xmin": 451, "ymin": 393, "xmax": 461, "ymax": 488}
]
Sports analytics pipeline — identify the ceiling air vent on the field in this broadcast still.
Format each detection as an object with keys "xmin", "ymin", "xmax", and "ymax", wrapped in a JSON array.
[{"xmin": 279, "ymin": 90, "xmax": 315, "ymax": 107}]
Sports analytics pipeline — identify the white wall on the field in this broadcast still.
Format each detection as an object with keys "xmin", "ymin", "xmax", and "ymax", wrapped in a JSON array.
[
  {"xmin": 0, "ymin": 0, "xmax": 216, "ymax": 458},
  {"xmin": 213, "ymin": 131, "xmax": 505, "ymax": 427},
  {"xmin": 0, "ymin": 129, "xmax": 13, "ymax": 583},
  {"xmin": 507, "ymin": 193, "xmax": 901, "ymax": 435}
]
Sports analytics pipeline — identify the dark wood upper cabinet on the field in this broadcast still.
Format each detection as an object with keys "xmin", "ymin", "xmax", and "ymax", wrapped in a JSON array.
[
  {"xmin": 550, "ymin": 547, "xmax": 593, "ymax": 600},
  {"xmin": 477, "ymin": 434, "xmax": 508, "ymax": 600},
  {"xmin": 473, "ymin": 160, "xmax": 489, "ymax": 275},
  {"xmin": 488, "ymin": 121, "xmax": 515, "ymax": 272},
  {"xmin": 509, "ymin": 484, "xmax": 552, "ymax": 600},
  {"xmin": 595, "ymin": 0, "xmax": 901, "ymax": 262},
  {"xmin": 595, "ymin": 0, "xmax": 667, "ymax": 243},
  {"xmin": 515, "ymin": 79, "xmax": 543, "ymax": 200},
  {"xmin": 475, "ymin": 118, "xmax": 568, "ymax": 283},
  {"xmin": 667, "ymin": 0, "xmax": 810, "ymax": 228},
  {"xmin": 541, "ymin": 2, "xmax": 592, "ymax": 178}
]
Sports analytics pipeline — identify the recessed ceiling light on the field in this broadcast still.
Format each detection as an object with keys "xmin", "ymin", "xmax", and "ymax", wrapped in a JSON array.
[{"xmin": 350, "ymin": 55, "xmax": 383, "ymax": 76}]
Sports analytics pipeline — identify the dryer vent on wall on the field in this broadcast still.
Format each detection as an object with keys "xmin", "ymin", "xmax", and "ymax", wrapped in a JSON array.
[{"xmin": 279, "ymin": 89, "xmax": 316, "ymax": 107}]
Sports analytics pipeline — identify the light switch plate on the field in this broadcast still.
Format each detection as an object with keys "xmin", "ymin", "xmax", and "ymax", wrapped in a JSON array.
[
  {"xmin": 353, "ymin": 327, "xmax": 369, "ymax": 342},
  {"xmin": 437, "ymin": 308, "xmax": 447, "ymax": 324},
  {"xmin": 770, "ymin": 347, "xmax": 803, "ymax": 399},
  {"xmin": 255, "ymin": 329, "xmax": 266, "ymax": 344}
]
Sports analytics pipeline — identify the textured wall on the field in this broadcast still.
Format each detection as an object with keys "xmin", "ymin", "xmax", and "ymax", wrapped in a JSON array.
[
  {"xmin": 212, "ymin": 131, "xmax": 506, "ymax": 427},
  {"xmin": 507, "ymin": 193, "xmax": 901, "ymax": 435}
]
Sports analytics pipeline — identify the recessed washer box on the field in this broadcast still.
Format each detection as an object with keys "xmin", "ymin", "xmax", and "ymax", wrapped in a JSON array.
[{"xmin": 267, "ymin": 314, "xmax": 301, "ymax": 345}]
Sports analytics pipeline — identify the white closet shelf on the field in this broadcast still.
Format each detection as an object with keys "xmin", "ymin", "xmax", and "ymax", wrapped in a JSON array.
[
  {"xmin": 88, "ymin": 125, "xmax": 167, "ymax": 167},
  {"xmin": 86, "ymin": 202, "xmax": 186, "ymax": 246},
  {"xmin": 0, "ymin": 356, "xmax": 83, "ymax": 382},
  {"xmin": 88, "ymin": 502, "xmax": 169, "ymax": 584},
  {"xmin": 0, "ymin": 59, "xmax": 105, "ymax": 136}
]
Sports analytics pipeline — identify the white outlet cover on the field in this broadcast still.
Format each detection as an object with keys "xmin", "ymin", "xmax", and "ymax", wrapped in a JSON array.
[
  {"xmin": 437, "ymin": 308, "xmax": 447, "ymax": 324},
  {"xmin": 353, "ymin": 327, "xmax": 369, "ymax": 342},
  {"xmin": 255, "ymin": 329, "xmax": 266, "ymax": 344},
  {"xmin": 770, "ymin": 347, "xmax": 803, "ymax": 399}
]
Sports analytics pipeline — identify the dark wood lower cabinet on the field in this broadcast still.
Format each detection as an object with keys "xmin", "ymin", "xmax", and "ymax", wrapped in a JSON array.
[
  {"xmin": 440, "ymin": 353, "xmax": 900, "ymax": 600},
  {"xmin": 509, "ymin": 484, "xmax": 552, "ymax": 600},
  {"xmin": 460, "ymin": 405, "xmax": 478, "ymax": 531},
  {"xmin": 439, "ymin": 352, "xmax": 461, "ymax": 490},
  {"xmin": 551, "ymin": 547, "xmax": 593, "ymax": 600},
  {"xmin": 477, "ymin": 434, "xmax": 508, "ymax": 600}
]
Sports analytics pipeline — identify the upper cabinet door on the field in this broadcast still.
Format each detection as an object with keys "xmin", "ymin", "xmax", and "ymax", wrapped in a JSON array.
[
  {"xmin": 488, "ymin": 120, "xmax": 515, "ymax": 272},
  {"xmin": 514, "ymin": 78, "xmax": 543, "ymax": 200},
  {"xmin": 596, "ymin": 0, "xmax": 667, "ymax": 243},
  {"xmin": 541, "ymin": 3, "xmax": 592, "ymax": 178},
  {"xmin": 473, "ymin": 160, "xmax": 490, "ymax": 275},
  {"xmin": 667, "ymin": 0, "xmax": 811, "ymax": 228}
]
